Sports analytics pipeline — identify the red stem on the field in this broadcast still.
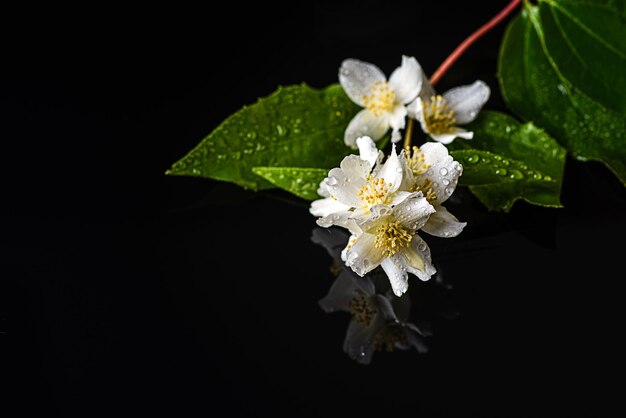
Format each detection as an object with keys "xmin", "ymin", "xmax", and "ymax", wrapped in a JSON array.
[{"xmin": 429, "ymin": 0, "xmax": 523, "ymax": 86}]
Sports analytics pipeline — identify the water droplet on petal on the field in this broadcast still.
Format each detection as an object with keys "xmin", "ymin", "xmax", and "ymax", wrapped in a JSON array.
[{"xmin": 439, "ymin": 167, "xmax": 448, "ymax": 176}]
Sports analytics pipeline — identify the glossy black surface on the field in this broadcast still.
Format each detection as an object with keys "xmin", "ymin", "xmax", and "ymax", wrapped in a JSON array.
[{"xmin": 2, "ymin": 1, "xmax": 625, "ymax": 417}]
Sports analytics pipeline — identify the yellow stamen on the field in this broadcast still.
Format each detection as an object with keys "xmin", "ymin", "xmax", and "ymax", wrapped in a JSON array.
[
  {"xmin": 359, "ymin": 176, "xmax": 391, "ymax": 206},
  {"xmin": 424, "ymin": 95, "xmax": 456, "ymax": 134},
  {"xmin": 411, "ymin": 178, "xmax": 437, "ymax": 203},
  {"xmin": 404, "ymin": 145, "xmax": 430, "ymax": 176},
  {"xmin": 374, "ymin": 221, "xmax": 413, "ymax": 257},
  {"xmin": 361, "ymin": 81, "xmax": 396, "ymax": 117}
]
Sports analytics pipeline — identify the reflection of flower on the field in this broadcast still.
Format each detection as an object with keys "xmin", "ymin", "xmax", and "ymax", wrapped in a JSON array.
[
  {"xmin": 310, "ymin": 137, "xmax": 466, "ymax": 296},
  {"xmin": 312, "ymin": 227, "xmax": 429, "ymax": 365},
  {"xmin": 408, "ymin": 74, "xmax": 490, "ymax": 144},
  {"xmin": 339, "ymin": 56, "xmax": 424, "ymax": 147}
]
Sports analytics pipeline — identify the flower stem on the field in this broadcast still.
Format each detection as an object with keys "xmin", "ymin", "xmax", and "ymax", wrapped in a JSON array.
[{"xmin": 403, "ymin": 0, "xmax": 522, "ymax": 148}]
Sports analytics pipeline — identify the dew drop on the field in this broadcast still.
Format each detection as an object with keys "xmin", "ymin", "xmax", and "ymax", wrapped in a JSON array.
[
  {"xmin": 276, "ymin": 124, "xmax": 287, "ymax": 136},
  {"xmin": 467, "ymin": 155, "xmax": 479, "ymax": 164},
  {"xmin": 439, "ymin": 167, "xmax": 448, "ymax": 176},
  {"xmin": 495, "ymin": 168, "xmax": 508, "ymax": 176},
  {"xmin": 442, "ymin": 179, "xmax": 450, "ymax": 186}
]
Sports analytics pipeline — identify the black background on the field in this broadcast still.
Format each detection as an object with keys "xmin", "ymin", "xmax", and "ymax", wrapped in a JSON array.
[{"xmin": 2, "ymin": 1, "xmax": 625, "ymax": 417}]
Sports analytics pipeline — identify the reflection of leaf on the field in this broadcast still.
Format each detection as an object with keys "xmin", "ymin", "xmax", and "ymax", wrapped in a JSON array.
[
  {"xmin": 449, "ymin": 111, "xmax": 566, "ymax": 212},
  {"xmin": 252, "ymin": 167, "xmax": 327, "ymax": 200},
  {"xmin": 498, "ymin": 4, "xmax": 626, "ymax": 185},
  {"xmin": 166, "ymin": 84, "xmax": 359, "ymax": 190}
]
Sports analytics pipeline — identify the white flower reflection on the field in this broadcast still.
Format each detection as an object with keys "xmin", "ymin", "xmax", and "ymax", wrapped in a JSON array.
[{"xmin": 312, "ymin": 227, "xmax": 430, "ymax": 365}]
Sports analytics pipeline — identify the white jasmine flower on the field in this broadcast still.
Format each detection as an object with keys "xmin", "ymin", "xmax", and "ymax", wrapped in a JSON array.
[
  {"xmin": 339, "ymin": 55, "xmax": 424, "ymax": 147},
  {"xmin": 312, "ymin": 227, "xmax": 429, "ymax": 365},
  {"xmin": 408, "ymin": 79, "xmax": 490, "ymax": 144},
  {"xmin": 400, "ymin": 142, "xmax": 467, "ymax": 238},
  {"xmin": 309, "ymin": 136, "xmax": 411, "ymax": 228},
  {"xmin": 343, "ymin": 193, "xmax": 437, "ymax": 297}
]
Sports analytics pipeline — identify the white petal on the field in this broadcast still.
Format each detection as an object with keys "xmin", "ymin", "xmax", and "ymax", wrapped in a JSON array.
[
  {"xmin": 341, "ymin": 234, "xmax": 359, "ymax": 262},
  {"xmin": 323, "ymin": 154, "xmax": 371, "ymax": 206},
  {"xmin": 381, "ymin": 257, "xmax": 409, "ymax": 297},
  {"xmin": 339, "ymin": 58, "xmax": 386, "ymax": 107},
  {"xmin": 344, "ymin": 109, "xmax": 390, "ymax": 148},
  {"xmin": 349, "ymin": 205, "xmax": 371, "ymax": 222},
  {"xmin": 403, "ymin": 235, "xmax": 436, "ymax": 281},
  {"xmin": 428, "ymin": 127, "xmax": 473, "ymax": 144},
  {"xmin": 317, "ymin": 180, "xmax": 330, "ymax": 198},
  {"xmin": 422, "ymin": 205, "xmax": 467, "ymax": 238},
  {"xmin": 388, "ymin": 55, "xmax": 423, "ymax": 104},
  {"xmin": 316, "ymin": 210, "xmax": 361, "ymax": 235},
  {"xmin": 392, "ymin": 193, "xmax": 436, "ymax": 230},
  {"xmin": 406, "ymin": 98, "xmax": 423, "ymax": 122},
  {"xmin": 310, "ymin": 197, "xmax": 352, "ymax": 218},
  {"xmin": 388, "ymin": 191, "xmax": 413, "ymax": 206},
  {"xmin": 358, "ymin": 204, "xmax": 393, "ymax": 232},
  {"xmin": 356, "ymin": 136, "xmax": 380, "ymax": 168},
  {"xmin": 388, "ymin": 104, "xmax": 407, "ymax": 143},
  {"xmin": 374, "ymin": 143, "xmax": 403, "ymax": 192},
  {"xmin": 398, "ymin": 150, "xmax": 416, "ymax": 191},
  {"xmin": 391, "ymin": 130, "xmax": 402, "ymax": 143},
  {"xmin": 345, "ymin": 233, "xmax": 385, "ymax": 277},
  {"xmin": 339, "ymin": 153, "xmax": 372, "ymax": 179},
  {"xmin": 442, "ymin": 80, "xmax": 491, "ymax": 124},
  {"xmin": 419, "ymin": 142, "xmax": 463, "ymax": 203}
]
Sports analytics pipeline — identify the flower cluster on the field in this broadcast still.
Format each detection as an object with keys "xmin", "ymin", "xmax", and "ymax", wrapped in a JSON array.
[
  {"xmin": 310, "ymin": 136, "xmax": 465, "ymax": 296},
  {"xmin": 339, "ymin": 55, "xmax": 490, "ymax": 147},
  {"xmin": 310, "ymin": 55, "xmax": 489, "ymax": 296}
]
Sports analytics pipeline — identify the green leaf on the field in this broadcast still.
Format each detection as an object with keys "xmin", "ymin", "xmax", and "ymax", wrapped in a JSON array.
[
  {"xmin": 251, "ymin": 167, "xmax": 327, "ymax": 201},
  {"xmin": 166, "ymin": 83, "xmax": 360, "ymax": 191},
  {"xmin": 449, "ymin": 111, "xmax": 566, "ymax": 211},
  {"xmin": 498, "ymin": 3, "xmax": 626, "ymax": 185},
  {"xmin": 539, "ymin": 0, "xmax": 626, "ymax": 114}
]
